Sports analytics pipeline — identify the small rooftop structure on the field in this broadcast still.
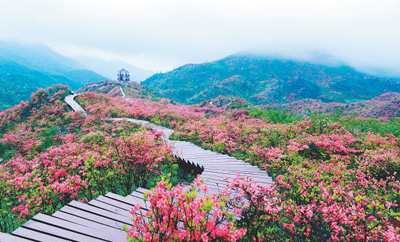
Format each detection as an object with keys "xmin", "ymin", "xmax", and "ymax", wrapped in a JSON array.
[{"xmin": 117, "ymin": 68, "xmax": 130, "ymax": 82}]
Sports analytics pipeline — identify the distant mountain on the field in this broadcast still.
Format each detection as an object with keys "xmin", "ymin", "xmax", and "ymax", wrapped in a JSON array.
[
  {"xmin": 76, "ymin": 57, "xmax": 154, "ymax": 82},
  {"xmin": 0, "ymin": 42, "xmax": 106, "ymax": 110},
  {"xmin": 142, "ymin": 53, "xmax": 400, "ymax": 105}
]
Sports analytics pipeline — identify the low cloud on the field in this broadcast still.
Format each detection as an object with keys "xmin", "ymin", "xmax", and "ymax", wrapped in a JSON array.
[{"xmin": 0, "ymin": 0, "xmax": 399, "ymax": 75}]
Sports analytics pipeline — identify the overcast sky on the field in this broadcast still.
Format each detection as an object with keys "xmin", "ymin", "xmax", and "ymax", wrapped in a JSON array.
[{"xmin": 0, "ymin": 0, "xmax": 399, "ymax": 74}]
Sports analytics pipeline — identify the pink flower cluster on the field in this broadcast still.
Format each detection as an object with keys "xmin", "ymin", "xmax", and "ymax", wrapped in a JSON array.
[{"xmin": 127, "ymin": 176, "xmax": 246, "ymax": 242}]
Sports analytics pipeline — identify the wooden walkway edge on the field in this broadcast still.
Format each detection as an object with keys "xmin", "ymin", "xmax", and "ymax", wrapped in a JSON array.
[{"xmin": 0, "ymin": 94, "xmax": 273, "ymax": 241}]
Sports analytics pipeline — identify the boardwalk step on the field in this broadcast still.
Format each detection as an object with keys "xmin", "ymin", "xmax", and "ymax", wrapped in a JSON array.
[
  {"xmin": 31, "ymin": 213, "xmax": 110, "ymax": 241},
  {"xmin": 0, "ymin": 232, "xmax": 32, "ymax": 242},
  {"xmin": 52, "ymin": 211, "xmax": 127, "ymax": 241},
  {"xmin": 12, "ymin": 227, "xmax": 70, "ymax": 242}
]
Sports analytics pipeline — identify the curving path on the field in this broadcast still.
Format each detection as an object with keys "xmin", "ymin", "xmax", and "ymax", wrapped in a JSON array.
[
  {"xmin": 119, "ymin": 87, "xmax": 126, "ymax": 98},
  {"xmin": 0, "ymin": 94, "xmax": 273, "ymax": 242}
]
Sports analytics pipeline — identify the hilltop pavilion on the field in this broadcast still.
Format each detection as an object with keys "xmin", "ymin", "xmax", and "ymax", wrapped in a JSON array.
[{"xmin": 117, "ymin": 69, "xmax": 130, "ymax": 82}]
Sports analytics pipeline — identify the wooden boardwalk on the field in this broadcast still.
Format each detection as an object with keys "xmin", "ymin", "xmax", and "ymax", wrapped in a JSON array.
[
  {"xmin": 0, "ymin": 95, "xmax": 272, "ymax": 241},
  {"xmin": 0, "ymin": 189, "xmax": 149, "ymax": 242}
]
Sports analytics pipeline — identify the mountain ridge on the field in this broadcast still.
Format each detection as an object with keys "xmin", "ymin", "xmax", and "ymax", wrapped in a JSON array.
[
  {"xmin": 142, "ymin": 53, "xmax": 400, "ymax": 105},
  {"xmin": 0, "ymin": 42, "xmax": 107, "ymax": 110}
]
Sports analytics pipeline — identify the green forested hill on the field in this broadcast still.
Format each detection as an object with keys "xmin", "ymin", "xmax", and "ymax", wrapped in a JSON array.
[
  {"xmin": 0, "ymin": 42, "xmax": 107, "ymax": 110},
  {"xmin": 142, "ymin": 54, "xmax": 400, "ymax": 105}
]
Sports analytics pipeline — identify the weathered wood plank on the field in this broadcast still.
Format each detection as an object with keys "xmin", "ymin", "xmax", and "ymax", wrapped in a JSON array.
[
  {"xmin": 0, "ymin": 232, "xmax": 32, "ymax": 242},
  {"xmin": 52, "ymin": 211, "xmax": 127, "ymax": 241},
  {"xmin": 105, "ymin": 193, "xmax": 146, "ymax": 207},
  {"xmin": 181, "ymin": 155, "xmax": 241, "ymax": 160},
  {"xmin": 89, "ymin": 200, "xmax": 132, "ymax": 217},
  {"xmin": 60, "ymin": 205, "xmax": 126, "ymax": 229},
  {"xmin": 12, "ymin": 227, "xmax": 70, "ymax": 242},
  {"xmin": 95, "ymin": 195, "xmax": 134, "ymax": 211},
  {"xmin": 67, "ymin": 201, "xmax": 132, "ymax": 223},
  {"xmin": 22, "ymin": 220, "xmax": 104, "ymax": 242},
  {"xmin": 204, "ymin": 168, "xmax": 270, "ymax": 177},
  {"xmin": 203, "ymin": 169, "xmax": 271, "ymax": 179},
  {"xmin": 132, "ymin": 188, "xmax": 149, "ymax": 195},
  {"xmin": 32, "ymin": 213, "xmax": 111, "ymax": 241},
  {"xmin": 189, "ymin": 160, "xmax": 250, "ymax": 166},
  {"xmin": 201, "ymin": 169, "xmax": 269, "ymax": 178}
]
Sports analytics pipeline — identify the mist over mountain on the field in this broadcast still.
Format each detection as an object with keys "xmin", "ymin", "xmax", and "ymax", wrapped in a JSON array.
[
  {"xmin": 142, "ymin": 53, "xmax": 400, "ymax": 105},
  {"xmin": 0, "ymin": 42, "xmax": 106, "ymax": 110},
  {"xmin": 76, "ymin": 57, "xmax": 154, "ymax": 82}
]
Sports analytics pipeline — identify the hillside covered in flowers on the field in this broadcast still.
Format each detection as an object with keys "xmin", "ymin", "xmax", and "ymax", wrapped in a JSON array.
[
  {"xmin": 76, "ymin": 92, "xmax": 400, "ymax": 241},
  {"xmin": 0, "ymin": 86, "xmax": 185, "ymax": 233},
  {"xmin": 1, "ymin": 85, "xmax": 400, "ymax": 241},
  {"xmin": 269, "ymin": 92, "xmax": 400, "ymax": 119}
]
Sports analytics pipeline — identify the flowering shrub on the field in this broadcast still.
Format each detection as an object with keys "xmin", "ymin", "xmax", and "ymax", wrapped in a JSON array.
[
  {"xmin": 78, "ymin": 93, "xmax": 400, "ymax": 240},
  {"xmin": 0, "ymin": 87, "xmax": 179, "ymax": 233},
  {"xmin": 76, "ymin": 92, "xmax": 223, "ymax": 127},
  {"xmin": 127, "ymin": 176, "xmax": 246, "ymax": 242},
  {"xmin": 174, "ymin": 118, "xmax": 400, "ymax": 240},
  {"xmin": 4, "ymin": 90, "xmax": 399, "ymax": 239}
]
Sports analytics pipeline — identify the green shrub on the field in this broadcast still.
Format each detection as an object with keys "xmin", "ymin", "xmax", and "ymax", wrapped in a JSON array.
[
  {"xmin": 249, "ymin": 107, "xmax": 301, "ymax": 124},
  {"xmin": 81, "ymin": 131, "xmax": 106, "ymax": 144}
]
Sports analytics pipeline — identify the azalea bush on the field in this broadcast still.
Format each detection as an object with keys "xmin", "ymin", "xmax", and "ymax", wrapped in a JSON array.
[
  {"xmin": 172, "ymin": 117, "xmax": 400, "ymax": 240},
  {"xmin": 0, "ymin": 87, "xmax": 182, "ymax": 233},
  {"xmin": 127, "ymin": 176, "xmax": 246, "ymax": 242},
  {"xmin": 78, "ymin": 93, "xmax": 400, "ymax": 240}
]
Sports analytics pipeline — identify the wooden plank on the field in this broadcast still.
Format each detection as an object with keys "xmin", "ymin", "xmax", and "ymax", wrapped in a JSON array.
[
  {"xmin": 200, "ymin": 162, "xmax": 253, "ymax": 167},
  {"xmin": 175, "ymin": 149, "xmax": 212, "ymax": 153},
  {"xmin": 177, "ymin": 152, "xmax": 214, "ymax": 157},
  {"xmin": 202, "ymin": 169, "xmax": 269, "ymax": 178},
  {"xmin": 12, "ymin": 227, "xmax": 70, "ymax": 242},
  {"xmin": 89, "ymin": 200, "xmax": 132, "ymax": 217},
  {"xmin": 204, "ymin": 168, "xmax": 270, "ymax": 177},
  {"xmin": 0, "ymin": 232, "xmax": 32, "ymax": 242},
  {"xmin": 178, "ymin": 152, "xmax": 217, "ymax": 156},
  {"xmin": 175, "ymin": 151, "xmax": 215, "ymax": 156},
  {"xmin": 202, "ymin": 169, "xmax": 266, "ymax": 177},
  {"xmin": 60, "ymin": 205, "xmax": 126, "ymax": 229},
  {"xmin": 192, "ymin": 157, "xmax": 247, "ymax": 163},
  {"xmin": 191, "ymin": 159, "xmax": 247, "ymax": 164},
  {"xmin": 127, "ymin": 194, "xmax": 144, "ymax": 202},
  {"xmin": 178, "ymin": 149, "xmax": 228, "ymax": 155},
  {"xmin": 95, "ymin": 195, "xmax": 134, "ymax": 211},
  {"xmin": 181, "ymin": 155, "xmax": 240, "ymax": 160},
  {"xmin": 193, "ymin": 162, "xmax": 245, "ymax": 168},
  {"xmin": 52, "ymin": 211, "xmax": 127, "ymax": 241},
  {"xmin": 129, "ymin": 193, "xmax": 143, "ymax": 200},
  {"xmin": 133, "ymin": 187, "xmax": 149, "ymax": 194},
  {"xmin": 202, "ymin": 162, "xmax": 261, "ymax": 168},
  {"xmin": 67, "ymin": 201, "xmax": 132, "ymax": 224},
  {"xmin": 105, "ymin": 193, "xmax": 146, "ymax": 207},
  {"xmin": 190, "ymin": 160, "xmax": 249, "ymax": 165},
  {"xmin": 32, "ymin": 213, "xmax": 111, "ymax": 242},
  {"xmin": 203, "ymin": 169, "xmax": 271, "ymax": 179},
  {"xmin": 22, "ymin": 220, "xmax": 103, "ymax": 242}
]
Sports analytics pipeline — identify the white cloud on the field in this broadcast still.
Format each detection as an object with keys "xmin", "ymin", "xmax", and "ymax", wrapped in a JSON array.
[{"xmin": 0, "ymin": 0, "xmax": 399, "ymax": 74}]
